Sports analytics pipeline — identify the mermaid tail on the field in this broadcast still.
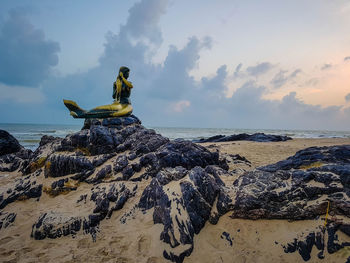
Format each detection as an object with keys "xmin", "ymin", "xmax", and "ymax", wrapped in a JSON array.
[
  {"xmin": 63, "ymin": 99, "xmax": 133, "ymax": 119},
  {"xmin": 63, "ymin": 99, "xmax": 86, "ymax": 118}
]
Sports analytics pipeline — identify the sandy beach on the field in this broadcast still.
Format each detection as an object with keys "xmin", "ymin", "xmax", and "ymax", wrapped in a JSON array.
[
  {"xmin": 0, "ymin": 136, "xmax": 349, "ymax": 263},
  {"xmin": 202, "ymin": 138, "xmax": 350, "ymax": 169}
]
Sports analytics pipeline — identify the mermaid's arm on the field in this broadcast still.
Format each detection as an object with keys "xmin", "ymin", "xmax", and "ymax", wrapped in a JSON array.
[{"xmin": 120, "ymin": 72, "xmax": 133, "ymax": 89}]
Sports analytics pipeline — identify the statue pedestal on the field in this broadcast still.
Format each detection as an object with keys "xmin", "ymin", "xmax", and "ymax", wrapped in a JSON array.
[{"xmin": 82, "ymin": 115, "xmax": 141, "ymax": 130}]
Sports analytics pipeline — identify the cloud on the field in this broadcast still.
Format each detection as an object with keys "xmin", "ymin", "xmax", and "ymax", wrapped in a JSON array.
[
  {"xmin": 270, "ymin": 70, "xmax": 288, "ymax": 89},
  {"xmin": 345, "ymin": 93, "xmax": 350, "ymax": 102},
  {"xmin": 0, "ymin": 9, "xmax": 60, "ymax": 87},
  {"xmin": 304, "ymin": 78, "xmax": 319, "ymax": 86},
  {"xmin": 321, "ymin": 63, "xmax": 332, "ymax": 70},
  {"xmin": 246, "ymin": 62, "xmax": 274, "ymax": 77},
  {"xmin": 233, "ymin": 63, "xmax": 243, "ymax": 78},
  {"xmin": 270, "ymin": 69, "xmax": 301, "ymax": 89},
  {"xmin": 121, "ymin": 0, "xmax": 168, "ymax": 45},
  {"xmin": 170, "ymin": 100, "xmax": 191, "ymax": 113},
  {"xmin": 1, "ymin": 1, "xmax": 349, "ymax": 131},
  {"xmin": 0, "ymin": 83, "xmax": 45, "ymax": 104},
  {"xmin": 43, "ymin": 0, "xmax": 170, "ymax": 112},
  {"xmin": 344, "ymin": 56, "xmax": 350, "ymax": 61},
  {"xmin": 219, "ymin": 82, "xmax": 348, "ymax": 130},
  {"xmin": 148, "ymin": 36, "xmax": 212, "ymax": 100},
  {"xmin": 201, "ymin": 65, "xmax": 227, "ymax": 94},
  {"xmin": 290, "ymin": 69, "xmax": 302, "ymax": 78}
]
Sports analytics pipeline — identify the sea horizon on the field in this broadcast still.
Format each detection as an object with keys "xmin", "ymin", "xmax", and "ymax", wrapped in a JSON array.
[{"xmin": 1, "ymin": 122, "xmax": 350, "ymax": 151}]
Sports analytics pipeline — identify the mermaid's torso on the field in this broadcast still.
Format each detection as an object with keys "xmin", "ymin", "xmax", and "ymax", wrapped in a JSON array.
[
  {"xmin": 113, "ymin": 81, "xmax": 131, "ymax": 104},
  {"xmin": 119, "ymin": 82, "xmax": 131, "ymax": 104}
]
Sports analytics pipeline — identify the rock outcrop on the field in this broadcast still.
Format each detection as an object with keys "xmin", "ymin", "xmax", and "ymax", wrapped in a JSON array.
[
  {"xmin": 195, "ymin": 132, "xmax": 292, "ymax": 143},
  {"xmin": 0, "ymin": 117, "xmax": 348, "ymax": 263},
  {"xmin": 0, "ymin": 129, "xmax": 23, "ymax": 155}
]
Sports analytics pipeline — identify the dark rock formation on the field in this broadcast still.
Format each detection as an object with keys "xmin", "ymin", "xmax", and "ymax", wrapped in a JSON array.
[
  {"xmin": 0, "ymin": 119, "xmax": 349, "ymax": 263},
  {"xmin": 283, "ymin": 222, "xmax": 350, "ymax": 261},
  {"xmin": 0, "ymin": 129, "xmax": 23, "ymax": 156},
  {"xmin": 82, "ymin": 115, "xmax": 141, "ymax": 130},
  {"xmin": 0, "ymin": 174, "xmax": 42, "ymax": 209},
  {"xmin": 231, "ymin": 145, "xmax": 350, "ymax": 220},
  {"xmin": 31, "ymin": 212, "xmax": 83, "ymax": 240},
  {"xmin": 0, "ymin": 148, "xmax": 32, "ymax": 172},
  {"xmin": 0, "ymin": 130, "xmax": 32, "ymax": 172},
  {"xmin": 39, "ymin": 135, "xmax": 61, "ymax": 147},
  {"xmin": 0, "ymin": 212, "xmax": 16, "ymax": 229},
  {"xmin": 195, "ymin": 132, "xmax": 292, "ymax": 143},
  {"xmin": 260, "ymin": 145, "xmax": 350, "ymax": 172}
]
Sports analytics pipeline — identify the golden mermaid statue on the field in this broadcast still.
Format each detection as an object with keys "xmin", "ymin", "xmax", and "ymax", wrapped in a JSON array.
[{"xmin": 63, "ymin": 66, "xmax": 133, "ymax": 118}]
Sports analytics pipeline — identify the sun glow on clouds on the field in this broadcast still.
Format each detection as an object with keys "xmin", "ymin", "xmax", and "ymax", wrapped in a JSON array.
[{"xmin": 222, "ymin": 57, "xmax": 350, "ymax": 109}]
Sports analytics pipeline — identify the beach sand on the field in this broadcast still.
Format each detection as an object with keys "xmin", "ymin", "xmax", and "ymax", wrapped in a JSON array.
[
  {"xmin": 202, "ymin": 138, "xmax": 350, "ymax": 168},
  {"xmin": 0, "ymin": 138, "xmax": 349, "ymax": 263}
]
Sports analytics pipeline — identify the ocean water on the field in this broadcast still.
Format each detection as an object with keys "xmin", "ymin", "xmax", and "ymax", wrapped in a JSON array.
[{"xmin": 1, "ymin": 123, "xmax": 349, "ymax": 151}]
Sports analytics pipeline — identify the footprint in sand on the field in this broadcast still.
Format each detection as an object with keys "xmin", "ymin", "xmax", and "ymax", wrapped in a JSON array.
[
  {"xmin": 138, "ymin": 235, "xmax": 150, "ymax": 253},
  {"xmin": 0, "ymin": 236, "xmax": 13, "ymax": 246},
  {"xmin": 0, "ymin": 249, "xmax": 15, "ymax": 257}
]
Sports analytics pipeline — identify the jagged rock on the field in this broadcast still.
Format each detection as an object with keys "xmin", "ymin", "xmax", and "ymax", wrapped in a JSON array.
[
  {"xmin": 139, "ymin": 166, "xmax": 231, "ymax": 262},
  {"xmin": 231, "ymin": 145, "xmax": 350, "ymax": 220},
  {"xmin": 0, "ymin": 119, "xmax": 349, "ymax": 263},
  {"xmin": 0, "ymin": 212, "xmax": 16, "ymax": 229},
  {"xmin": 0, "ymin": 129, "xmax": 23, "ymax": 155},
  {"xmin": 82, "ymin": 115, "xmax": 141, "ymax": 130},
  {"xmin": 283, "ymin": 222, "xmax": 350, "ymax": 261},
  {"xmin": 31, "ymin": 212, "xmax": 84, "ymax": 240},
  {"xmin": 90, "ymin": 182, "xmax": 137, "ymax": 220},
  {"xmin": 195, "ymin": 132, "xmax": 292, "ymax": 143},
  {"xmin": 39, "ymin": 135, "xmax": 61, "ymax": 147},
  {"xmin": 0, "ymin": 148, "xmax": 32, "ymax": 172},
  {"xmin": 260, "ymin": 145, "xmax": 350, "ymax": 172},
  {"xmin": 0, "ymin": 175, "xmax": 42, "ymax": 209},
  {"xmin": 45, "ymin": 154, "xmax": 94, "ymax": 177},
  {"xmin": 45, "ymin": 178, "xmax": 78, "ymax": 196},
  {"xmin": 86, "ymin": 165, "xmax": 112, "ymax": 184}
]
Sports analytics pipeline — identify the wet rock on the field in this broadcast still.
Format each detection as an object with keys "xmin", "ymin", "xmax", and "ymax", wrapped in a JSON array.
[
  {"xmin": 45, "ymin": 154, "xmax": 94, "ymax": 177},
  {"xmin": 82, "ymin": 115, "xmax": 141, "ymax": 130},
  {"xmin": 283, "ymin": 222, "xmax": 350, "ymax": 261},
  {"xmin": 91, "ymin": 153, "xmax": 116, "ymax": 167},
  {"xmin": 31, "ymin": 212, "xmax": 83, "ymax": 240},
  {"xmin": 0, "ymin": 148, "xmax": 32, "ymax": 172},
  {"xmin": 114, "ymin": 155, "xmax": 129, "ymax": 173},
  {"xmin": 260, "ymin": 145, "xmax": 350, "ymax": 172},
  {"xmin": 195, "ymin": 132, "xmax": 292, "ymax": 143},
  {"xmin": 157, "ymin": 140, "xmax": 219, "ymax": 170},
  {"xmin": 45, "ymin": 178, "xmax": 78, "ymax": 196},
  {"xmin": 86, "ymin": 165, "xmax": 112, "ymax": 184},
  {"xmin": 39, "ymin": 135, "xmax": 61, "ymax": 147},
  {"xmin": 139, "ymin": 166, "xmax": 230, "ymax": 262},
  {"xmin": 0, "ymin": 130, "xmax": 23, "ymax": 156},
  {"xmin": 0, "ymin": 176, "xmax": 42, "ymax": 209},
  {"xmin": 2, "ymin": 116, "xmax": 349, "ymax": 263},
  {"xmin": 221, "ymin": 231, "xmax": 233, "ymax": 246},
  {"xmin": 90, "ymin": 183, "xmax": 136, "ymax": 220},
  {"xmin": 0, "ymin": 212, "xmax": 16, "ymax": 229},
  {"xmin": 231, "ymin": 145, "xmax": 350, "ymax": 220}
]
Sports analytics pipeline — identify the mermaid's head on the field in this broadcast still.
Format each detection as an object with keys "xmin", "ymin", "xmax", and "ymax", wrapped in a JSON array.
[{"xmin": 119, "ymin": 66, "xmax": 130, "ymax": 79}]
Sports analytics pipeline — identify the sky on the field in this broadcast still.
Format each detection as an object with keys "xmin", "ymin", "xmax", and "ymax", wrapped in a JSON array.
[{"xmin": 0, "ymin": 0, "xmax": 350, "ymax": 130}]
